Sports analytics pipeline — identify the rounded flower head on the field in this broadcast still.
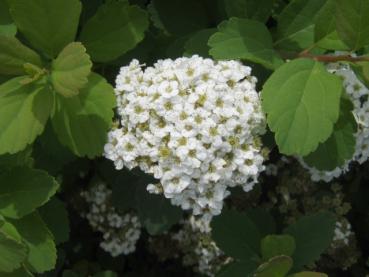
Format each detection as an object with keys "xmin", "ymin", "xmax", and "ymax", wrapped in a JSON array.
[{"xmin": 105, "ymin": 56, "xmax": 266, "ymax": 216}]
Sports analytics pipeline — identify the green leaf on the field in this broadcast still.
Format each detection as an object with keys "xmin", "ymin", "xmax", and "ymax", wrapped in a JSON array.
[
  {"xmin": 288, "ymin": 272, "xmax": 328, "ymax": 277},
  {"xmin": 93, "ymin": 271, "xmax": 118, "ymax": 277},
  {"xmin": 0, "ymin": 226, "xmax": 27, "ymax": 273},
  {"xmin": 223, "ymin": 0, "xmax": 273, "ymax": 23},
  {"xmin": 304, "ymin": 98, "xmax": 357, "ymax": 170},
  {"xmin": 184, "ymin": 28, "xmax": 216, "ymax": 57},
  {"xmin": 136, "ymin": 183, "xmax": 182, "ymax": 235},
  {"xmin": 211, "ymin": 209, "xmax": 261, "ymax": 261},
  {"xmin": 217, "ymin": 261, "xmax": 258, "ymax": 277},
  {"xmin": 51, "ymin": 73, "xmax": 115, "ymax": 158},
  {"xmin": 0, "ymin": 0, "xmax": 16, "ymax": 36},
  {"xmin": 261, "ymin": 58, "xmax": 343, "ymax": 156},
  {"xmin": 209, "ymin": 18, "xmax": 283, "ymax": 70},
  {"xmin": 351, "ymin": 61, "xmax": 369, "ymax": 89},
  {"xmin": 0, "ymin": 77, "xmax": 53, "ymax": 155},
  {"xmin": 254, "ymin": 255, "xmax": 293, "ymax": 277},
  {"xmin": 335, "ymin": 0, "xmax": 369, "ymax": 50},
  {"xmin": 10, "ymin": 212, "xmax": 57, "ymax": 273},
  {"xmin": 274, "ymin": 0, "xmax": 326, "ymax": 51},
  {"xmin": 261, "ymin": 235, "xmax": 296, "ymax": 261},
  {"xmin": 1, "ymin": 267, "xmax": 34, "ymax": 277},
  {"xmin": 149, "ymin": 0, "xmax": 211, "ymax": 36},
  {"xmin": 0, "ymin": 35, "xmax": 42, "ymax": 75},
  {"xmin": 7, "ymin": 0, "xmax": 81, "ymax": 57},
  {"xmin": 51, "ymin": 42, "xmax": 92, "ymax": 98},
  {"xmin": 39, "ymin": 197, "xmax": 69, "ymax": 245},
  {"xmin": 0, "ymin": 167, "xmax": 59, "ymax": 219},
  {"xmin": 80, "ymin": 1, "xmax": 149, "ymax": 62},
  {"xmin": 245, "ymin": 208, "xmax": 276, "ymax": 237},
  {"xmin": 284, "ymin": 212, "xmax": 335, "ymax": 271},
  {"xmin": 0, "ymin": 147, "xmax": 33, "ymax": 168}
]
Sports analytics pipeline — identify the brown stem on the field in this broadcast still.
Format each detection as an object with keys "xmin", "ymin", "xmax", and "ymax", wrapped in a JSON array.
[{"xmin": 298, "ymin": 53, "xmax": 369, "ymax": 63}]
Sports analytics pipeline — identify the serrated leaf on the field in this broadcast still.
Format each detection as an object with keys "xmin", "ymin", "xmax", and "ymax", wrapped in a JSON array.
[
  {"xmin": 261, "ymin": 235, "xmax": 296, "ymax": 261},
  {"xmin": 10, "ymin": 212, "xmax": 57, "ymax": 273},
  {"xmin": 217, "ymin": 260, "xmax": 258, "ymax": 277},
  {"xmin": 0, "ymin": 226, "xmax": 27, "ymax": 273},
  {"xmin": 284, "ymin": 212, "xmax": 335, "ymax": 271},
  {"xmin": 51, "ymin": 73, "xmax": 115, "ymax": 158},
  {"xmin": 80, "ymin": 1, "xmax": 149, "ymax": 62},
  {"xmin": 335, "ymin": 0, "xmax": 369, "ymax": 50},
  {"xmin": 184, "ymin": 28, "xmax": 216, "ymax": 57},
  {"xmin": 0, "ymin": 35, "xmax": 42, "ymax": 75},
  {"xmin": 0, "ymin": 167, "xmax": 59, "ymax": 219},
  {"xmin": 209, "ymin": 18, "xmax": 283, "ymax": 70},
  {"xmin": 261, "ymin": 58, "xmax": 343, "ymax": 156},
  {"xmin": 7, "ymin": 0, "xmax": 81, "ymax": 57},
  {"xmin": 0, "ymin": 0, "xmax": 16, "ymax": 36},
  {"xmin": 211, "ymin": 209, "xmax": 261, "ymax": 260},
  {"xmin": 0, "ymin": 77, "xmax": 53, "ymax": 155},
  {"xmin": 254, "ymin": 255, "xmax": 293, "ymax": 277},
  {"xmin": 304, "ymin": 98, "xmax": 357, "ymax": 170},
  {"xmin": 274, "ymin": 0, "xmax": 326, "ymax": 51},
  {"xmin": 39, "ymin": 197, "xmax": 69, "ymax": 245},
  {"xmin": 51, "ymin": 42, "xmax": 92, "ymax": 98},
  {"xmin": 223, "ymin": 0, "xmax": 273, "ymax": 23}
]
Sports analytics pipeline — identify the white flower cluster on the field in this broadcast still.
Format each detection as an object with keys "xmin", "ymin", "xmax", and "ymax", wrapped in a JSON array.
[
  {"xmin": 301, "ymin": 62, "xmax": 369, "ymax": 182},
  {"xmin": 172, "ymin": 216, "xmax": 226, "ymax": 276},
  {"xmin": 333, "ymin": 220, "xmax": 352, "ymax": 246},
  {"xmin": 80, "ymin": 183, "xmax": 141, "ymax": 257},
  {"xmin": 105, "ymin": 56, "xmax": 266, "ymax": 216}
]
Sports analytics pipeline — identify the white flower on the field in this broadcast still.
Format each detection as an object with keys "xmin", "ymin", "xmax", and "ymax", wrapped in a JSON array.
[{"xmin": 105, "ymin": 56, "xmax": 266, "ymax": 216}]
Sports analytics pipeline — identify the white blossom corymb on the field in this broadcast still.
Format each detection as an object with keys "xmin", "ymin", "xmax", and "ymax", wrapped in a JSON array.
[
  {"xmin": 301, "ymin": 62, "xmax": 369, "ymax": 182},
  {"xmin": 105, "ymin": 56, "xmax": 266, "ymax": 216},
  {"xmin": 81, "ymin": 183, "xmax": 141, "ymax": 257}
]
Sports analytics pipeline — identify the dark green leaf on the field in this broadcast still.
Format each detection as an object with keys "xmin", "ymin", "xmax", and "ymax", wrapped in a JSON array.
[
  {"xmin": 304, "ymin": 98, "xmax": 357, "ymax": 170},
  {"xmin": 184, "ymin": 28, "xmax": 216, "ymax": 57},
  {"xmin": 8, "ymin": 0, "xmax": 81, "ymax": 57},
  {"xmin": 261, "ymin": 58, "xmax": 343, "ymax": 156},
  {"xmin": 10, "ymin": 212, "xmax": 57, "ymax": 273},
  {"xmin": 93, "ymin": 271, "xmax": 118, "ymax": 277},
  {"xmin": 223, "ymin": 0, "xmax": 273, "ymax": 23},
  {"xmin": 0, "ymin": 35, "xmax": 42, "ymax": 75},
  {"xmin": 245, "ymin": 208, "xmax": 276, "ymax": 237},
  {"xmin": 51, "ymin": 42, "xmax": 92, "ymax": 98},
  {"xmin": 0, "ymin": 0, "xmax": 16, "ymax": 36},
  {"xmin": 80, "ymin": 1, "xmax": 149, "ymax": 62},
  {"xmin": 51, "ymin": 73, "xmax": 115, "ymax": 158},
  {"xmin": 288, "ymin": 272, "xmax": 328, "ymax": 277},
  {"xmin": 335, "ymin": 0, "xmax": 369, "ymax": 50},
  {"xmin": 0, "ymin": 167, "xmax": 59, "ymax": 219},
  {"xmin": 217, "ymin": 260, "xmax": 258, "ymax": 277},
  {"xmin": 254, "ymin": 255, "xmax": 293, "ymax": 277},
  {"xmin": 209, "ymin": 18, "xmax": 283, "ymax": 69},
  {"xmin": 211, "ymin": 209, "xmax": 261, "ymax": 260},
  {"xmin": 284, "ymin": 212, "xmax": 335, "ymax": 271},
  {"xmin": 261, "ymin": 235, "xmax": 296, "ymax": 261}
]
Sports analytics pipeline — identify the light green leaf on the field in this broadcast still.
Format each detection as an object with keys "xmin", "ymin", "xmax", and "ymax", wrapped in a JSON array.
[
  {"xmin": 0, "ymin": 167, "xmax": 59, "ymax": 219},
  {"xmin": 284, "ymin": 212, "xmax": 335, "ymax": 271},
  {"xmin": 184, "ymin": 28, "xmax": 216, "ymax": 57},
  {"xmin": 7, "ymin": 0, "xmax": 81, "ymax": 57},
  {"xmin": 261, "ymin": 58, "xmax": 343, "ymax": 156},
  {"xmin": 1, "ymin": 267, "xmax": 34, "ymax": 277},
  {"xmin": 0, "ymin": 77, "xmax": 53, "ymax": 155},
  {"xmin": 211, "ymin": 209, "xmax": 261, "ymax": 261},
  {"xmin": 51, "ymin": 73, "xmax": 115, "ymax": 158},
  {"xmin": 10, "ymin": 212, "xmax": 57, "ymax": 273},
  {"xmin": 0, "ymin": 0, "xmax": 16, "ymax": 36},
  {"xmin": 51, "ymin": 42, "xmax": 92, "ymax": 98},
  {"xmin": 223, "ymin": 0, "xmax": 273, "ymax": 23},
  {"xmin": 0, "ymin": 226, "xmax": 27, "ymax": 273},
  {"xmin": 261, "ymin": 235, "xmax": 296, "ymax": 261},
  {"xmin": 217, "ymin": 261, "xmax": 258, "ymax": 277},
  {"xmin": 80, "ymin": 1, "xmax": 149, "ymax": 62},
  {"xmin": 39, "ymin": 197, "xmax": 69, "ymax": 245},
  {"xmin": 274, "ymin": 0, "xmax": 326, "ymax": 51},
  {"xmin": 254, "ymin": 255, "xmax": 293, "ymax": 277},
  {"xmin": 304, "ymin": 98, "xmax": 357, "ymax": 170},
  {"xmin": 0, "ymin": 35, "xmax": 42, "ymax": 75},
  {"xmin": 209, "ymin": 18, "xmax": 283, "ymax": 69},
  {"xmin": 335, "ymin": 0, "xmax": 369, "ymax": 50}
]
